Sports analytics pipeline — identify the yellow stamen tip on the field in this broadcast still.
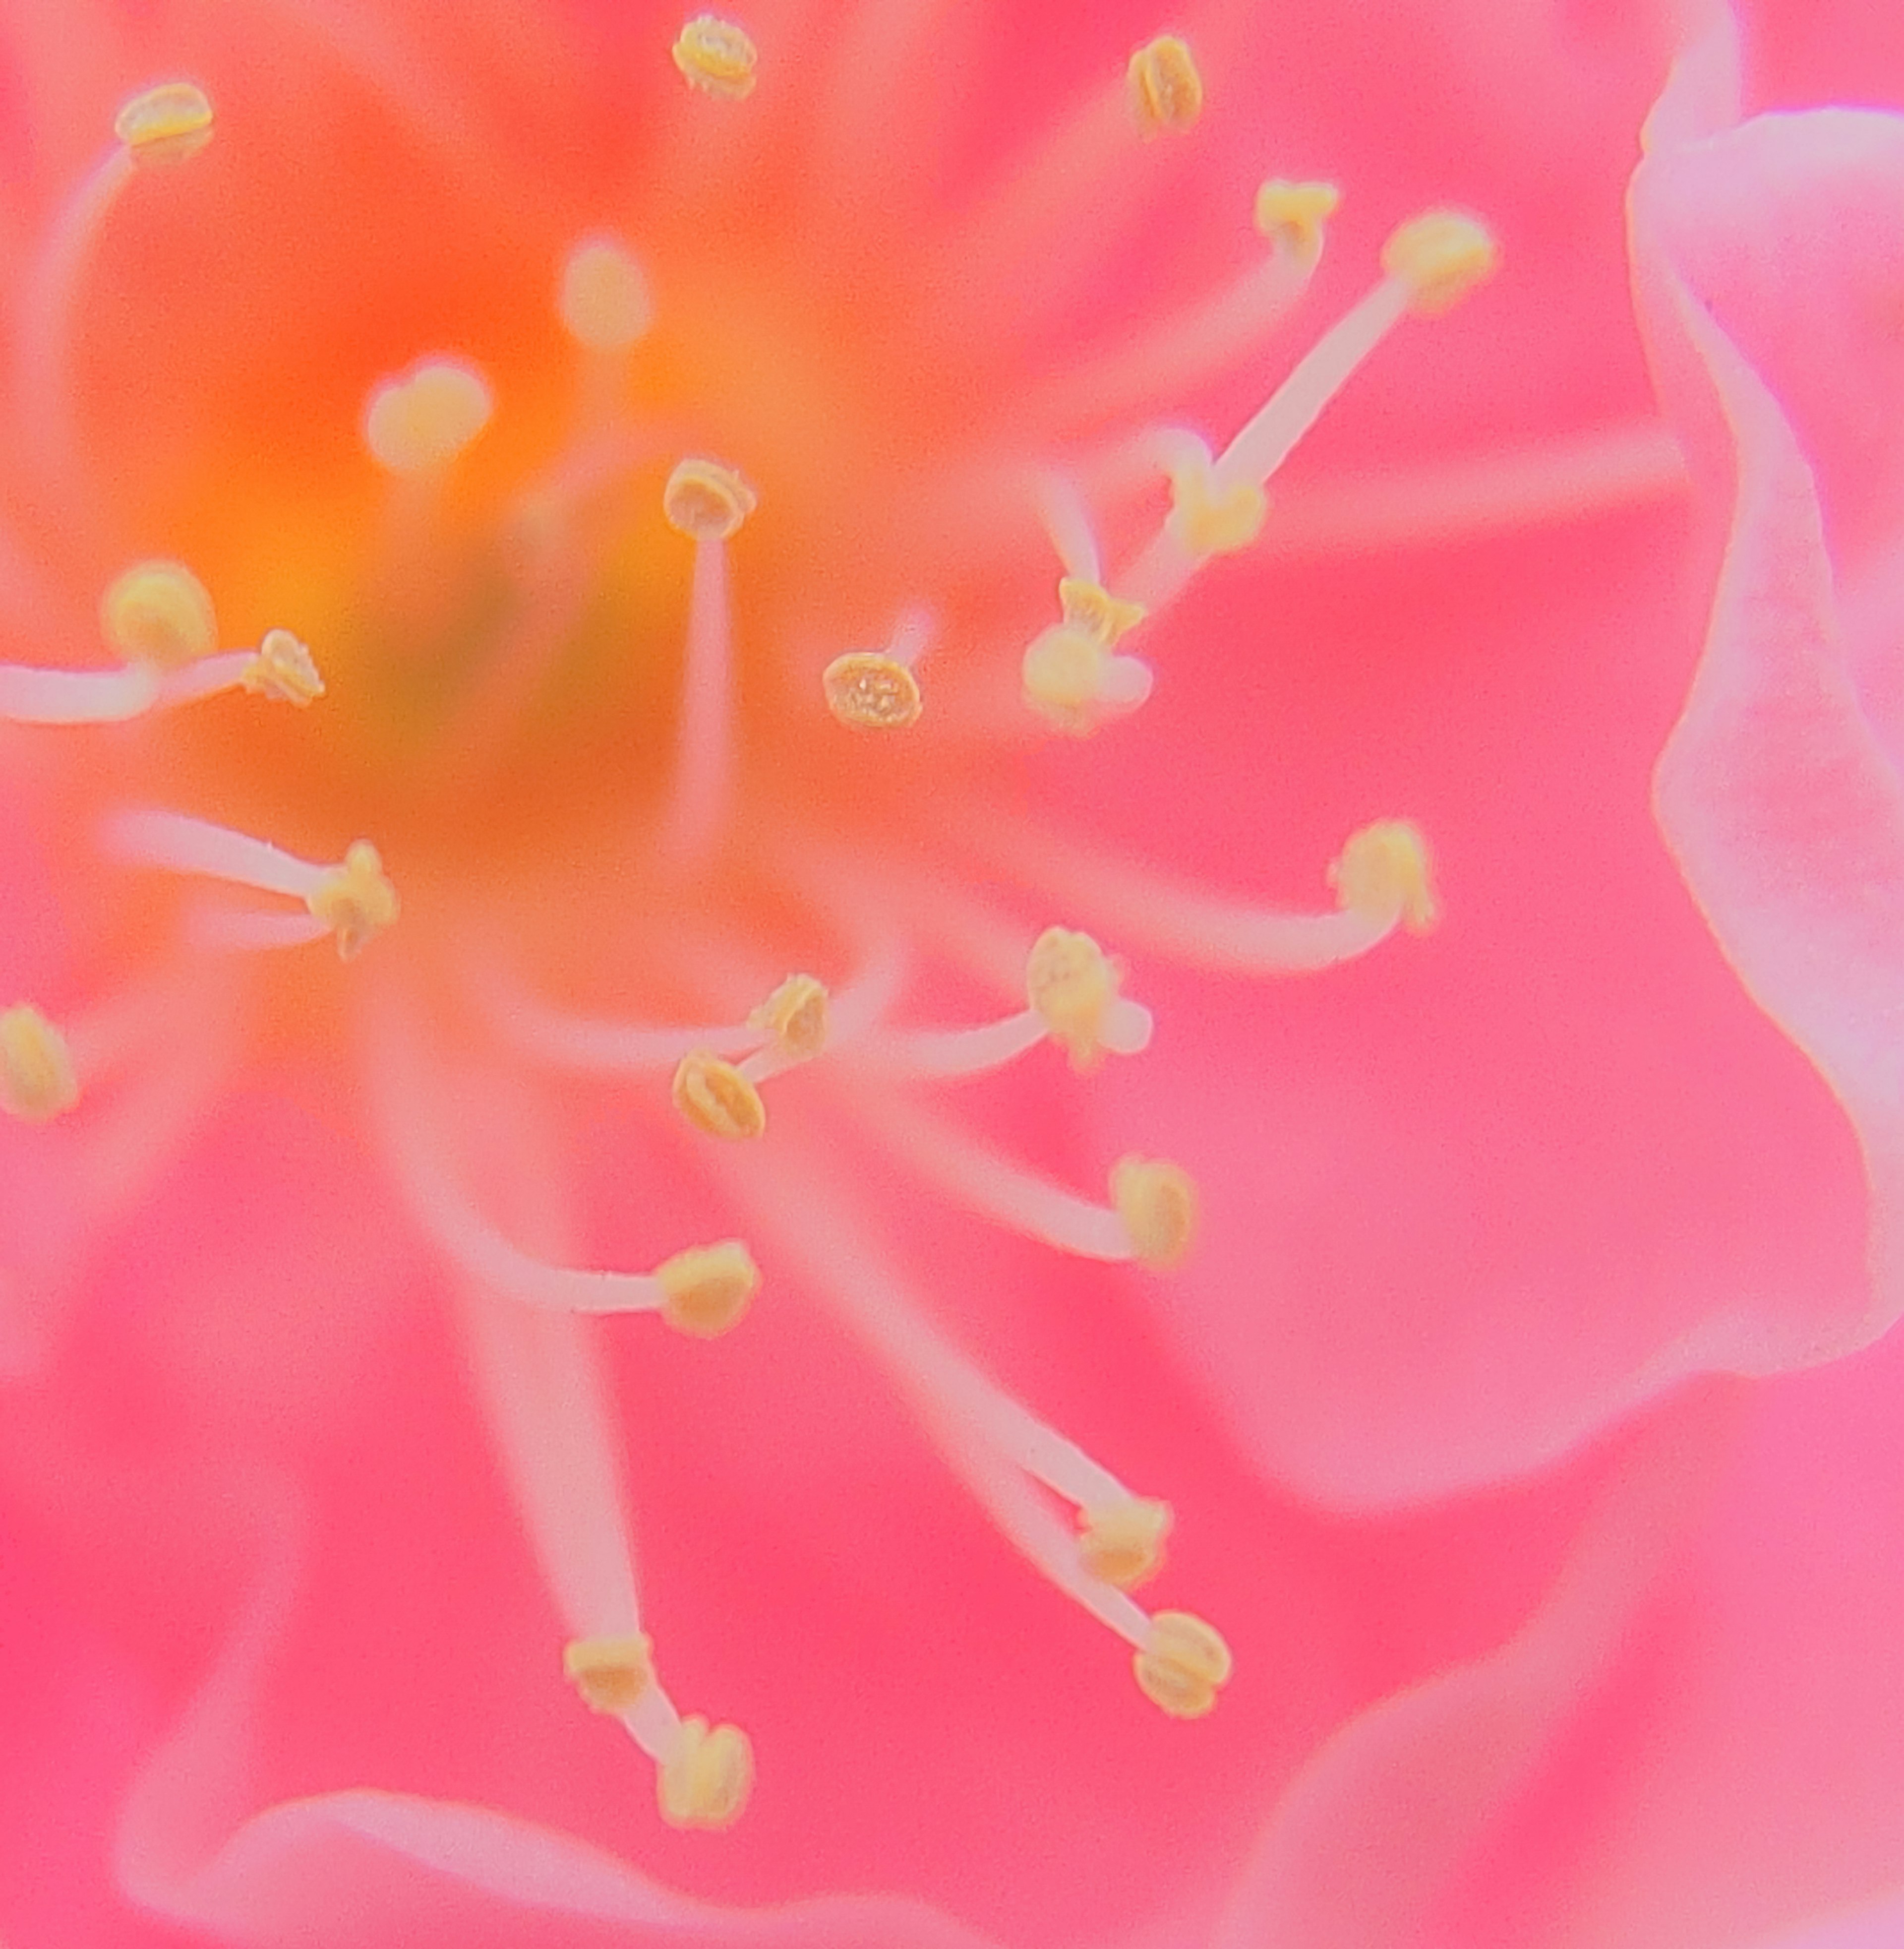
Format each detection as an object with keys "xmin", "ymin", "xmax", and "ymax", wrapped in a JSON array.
[
  {"xmin": 114, "ymin": 81, "xmax": 213, "ymax": 165},
  {"xmin": 1127, "ymin": 35, "xmax": 1203, "ymax": 137},
  {"xmin": 305, "ymin": 842, "xmax": 399, "ymax": 960},
  {"xmin": 1381, "ymin": 209, "xmax": 1498, "ymax": 316},
  {"xmin": 1026, "ymin": 926, "xmax": 1122, "ymax": 1072},
  {"xmin": 1253, "ymin": 178, "xmax": 1340, "ymax": 263},
  {"xmin": 1021, "ymin": 625, "xmax": 1108, "ymax": 732},
  {"xmin": 563, "ymin": 1632, "xmax": 655, "ymax": 1713},
  {"xmin": 1057, "ymin": 578, "xmax": 1146, "ymax": 648},
  {"xmin": 363, "ymin": 358, "xmax": 493, "ymax": 475},
  {"xmin": 750, "ymin": 974, "xmax": 829, "ymax": 1062},
  {"xmin": 655, "ymin": 1240, "xmax": 760, "ymax": 1338},
  {"xmin": 1134, "ymin": 1611, "xmax": 1232, "ymax": 1719},
  {"xmin": 100, "ymin": 560, "xmax": 217, "ymax": 670},
  {"xmin": 558, "ymin": 238, "xmax": 653, "ymax": 352},
  {"xmin": 658, "ymin": 1716, "xmax": 754, "ymax": 1830},
  {"xmin": 1165, "ymin": 467, "xmax": 1268, "ymax": 559},
  {"xmin": 239, "ymin": 629, "xmax": 325, "ymax": 707},
  {"xmin": 1111, "ymin": 1156, "xmax": 1197, "ymax": 1271},
  {"xmin": 663, "ymin": 458, "xmax": 757, "ymax": 542},
  {"xmin": 672, "ymin": 15, "xmax": 759, "ymax": 100},
  {"xmin": 1328, "ymin": 819, "xmax": 1437, "ymax": 933},
  {"xmin": 0, "ymin": 1006, "xmax": 79, "ymax": 1123},
  {"xmin": 672, "ymin": 1051, "xmax": 768, "ymax": 1141},
  {"xmin": 823, "ymin": 652, "xmax": 922, "ymax": 730},
  {"xmin": 1079, "ymin": 1498, "xmax": 1172, "ymax": 1590}
]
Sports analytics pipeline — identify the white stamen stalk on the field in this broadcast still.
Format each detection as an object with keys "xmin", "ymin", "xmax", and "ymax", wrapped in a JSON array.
[
  {"xmin": 104, "ymin": 808, "xmax": 328, "ymax": 901},
  {"xmin": 0, "ymin": 661, "xmax": 159, "ymax": 724}
]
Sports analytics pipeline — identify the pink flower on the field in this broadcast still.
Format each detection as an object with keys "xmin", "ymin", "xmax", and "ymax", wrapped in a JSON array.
[{"xmin": 3, "ymin": 1, "xmax": 1903, "ymax": 1946}]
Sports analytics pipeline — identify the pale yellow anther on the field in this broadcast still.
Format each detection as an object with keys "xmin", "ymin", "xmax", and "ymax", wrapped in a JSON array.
[
  {"xmin": 655, "ymin": 1240, "xmax": 759, "ymax": 1338},
  {"xmin": 100, "ymin": 560, "xmax": 217, "ymax": 670},
  {"xmin": 239, "ymin": 629, "xmax": 325, "ymax": 707},
  {"xmin": 1134, "ymin": 1611, "xmax": 1232, "ymax": 1719},
  {"xmin": 304, "ymin": 842, "xmax": 399, "ymax": 960},
  {"xmin": 672, "ymin": 1051, "xmax": 768, "ymax": 1141},
  {"xmin": 1328, "ymin": 819, "xmax": 1438, "ymax": 934},
  {"xmin": 663, "ymin": 458, "xmax": 757, "ymax": 542},
  {"xmin": 1079, "ymin": 1498, "xmax": 1172, "ymax": 1591},
  {"xmin": 114, "ymin": 81, "xmax": 213, "ymax": 166},
  {"xmin": 1127, "ymin": 35, "xmax": 1203, "ymax": 137},
  {"xmin": 558, "ymin": 238, "xmax": 653, "ymax": 352},
  {"xmin": 1022, "ymin": 625, "xmax": 1109, "ymax": 733},
  {"xmin": 1057, "ymin": 579, "xmax": 1146, "ymax": 648},
  {"xmin": 1253, "ymin": 178, "xmax": 1341, "ymax": 264},
  {"xmin": 1026, "ymin": 926, "xmax": 1123, "ymax": 1072},
  {"xmin": 658, "ymin": 1716, "xmax": 754, "ymax": 1830},
  {"xmin": 363, "ymin": 358, "xmax": 493, "ymax": 475},
  {"xmin": 1111, "ymin": 1156, "xmax": 1197, "ymax": 1271},
  {"xmin": 672, "ymin": 15, "xmax": 759, "ymax": 100},
  {"xmin": 1380, "ymin": 210, "xmax": 1498, "ymax": 316},
  {"xmin": 823, "ymin": 652, "xmax": 922, "ymax": 730},
  {"xmin": 563, "ymin": 1632, "xmax": 655, "ymax": 1713},
  {"xmin": 0, "ymin": 1006, "xmax": 79, "ymax": 1123},
  {"xmin": 750, "ymin": 974, "xmax": 829, "ymax": 1062},
  {"xmin": 1165, "ymin": 467, "xmax": 1268, "ymax": 559}
]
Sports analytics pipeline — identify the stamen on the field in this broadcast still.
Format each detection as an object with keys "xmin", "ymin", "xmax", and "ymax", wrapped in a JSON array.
[
  {"xmin": 824, "ymin": 653, "xmax": 922, "ymax": 730},
  {"xmin": 745, "ymin": 974, "xmax": 829, "ymax": 1068},
  {"xmin": 239, "ymin": 629, "xmax": 326, "ymax": 706},
  {"xmin": 0, "ymin": 1006, "xmax": 80, "ymax": 1122},
  {"xmin": 558, "ymin": 237, "xmax": 653, "ymax": 352},
  {"xmin": 113, "ymin": 80, "xmax": 215, "ymax": 166},
  {"xmin": 565, "ymin": 1632, "xmax": 655, "ymax": 1713},
  {"xmin": 304, "ymin": 843, "xmax": 402, "ymax": 960},
  {"xmin": 1328, "ymin": 819, "xmax": 1437, "ymax": 933},
  {"xmin": 671, "ymin": 1051, "xmax": 768, "ymax": 1141},
  {"xmin": 1134, "ymin": 1611, "xmax": 1232, "ymax": 1718},
  {"xmin": 654, "ymin": 1241, "xmax": 759, "ymax": 1337},
  {"xmin": 1058, "ymin": 579, "xmax": 1146, "ymax": 647},
  {"xmin": 671, "ymin": 15, "xmax": 759, "ymax": 100},
  {"xmin": 1078, "ymin": 1498, "xmax": 1171, "ymax": 1591},
  {"xmin": 662, "ymin": 457, "xmax": 756, "ymax": 541},
  {"xmin": 1021, "ymin": 624, "xmax": 1153, "ymax": 735},
  {"xmin": 1380, "ymin": 209, "xmax": 1499, "ymax": 316},
  {"xmin": 363, "ymin": 357, "xmax": 493, "ymax": 475},
  {"xmin": 1126, "ymin": 35, "xmax": 1203, "ymax": 137},
  {"xmin": 99, "ymin": 560, "xmax": 217, "ymax": 668},
  {"xmin": 1163, "ymin": 441, "xmax": 1269, "ymax": 558},
  {"xmin": 1026, "ymin": 926, "xmax": 1144, "ymax": 1072},
  {"xmin": 1254, "ymin": 178, "xmax": 1340, "ymax": 265},
  {"xmin": 658, "ymin": 1716, "xmax": 754, "ymax": 1829},
  {"xmin": 0, "ymin": 662, "xmax": 159, "ymax": 725},
  {"xmin": 1109, "ymin": 1156, "xmax": 1198, "ymax": 1270}
]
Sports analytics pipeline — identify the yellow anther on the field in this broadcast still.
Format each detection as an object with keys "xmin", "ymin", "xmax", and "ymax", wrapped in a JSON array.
[
  {"xmin": 655, "ymin": 1240, "xmax": 759, "ymax": 1338},
  {"xmin": 1165, "ymin": 467, "xmax": 1268, "ymax": 558},
  {"xmin": 363, "ymin": 358, "xmax": 493, "ymax": 475},
  {"xmin": 114, "ymin": 81, "xmax": 213, "ymax": 166},
  {"xmin": 1328, "ymin": 819, "xmax": 1438, "ymax": 933},
  {"xmin": 672, "ymin": 1051, "xmax": 768, "ymax": 1141},
  {"xmin": 1133, "ymin": 1611, "xmax": 1232, "ymax": 1719},
  {"xmin": 658, "ymin": 1716, "xmax": 754, "ymax": 1830},
  {"xmin": 1026, "ymin": 926, "xmax": 1122, "ymax": 1072},
  {"xmin": 1111, "ymin": 1156, "xmax": 1197, "ymax": 1271},
  {"xmin": 1078, "ymin": 1498, "xmax": 1172, "ymax": 1591},
  {"xmin": 99, "ymin": 560, "xmax": 217, "ymax": 670},
  {"xmin": 1380, "ymin": 209, "xmax": 1498, "ymax": 316},
  {"xmin": 563, "ymin": 1632, "xmax": 654, "ymax": 1713},
  {"xmin": 1253, "ymin": 178, "xmax": 1341, "ymax": 264},
  {"xmin": 672, "ymin": 15, "xmax": 759, "ymax": 100},
  {"xmin": 558, "ymin": 238, "xmax": 653, "ymax": 352},
  {"xmin": 1127, "ymin": 35, "xmax": 1203, "ymax": 137},
  {"xmin": 1022, "ymin": 625, "xmax": 1109, "ymax": 732},
  {"xmin": 304, "ymin": 842, "xmax": 399, "ymax": 960},
  {"xmin": 239, "ymin": 629, "xmax": 325, "ymax": 707},
  {"xmin": 823, "ymin": 652, "xmax": 922, "ymax": 730},
  {"xmin": 1057, "ymin": 578, "xmax": 1147, "ymax": 648},
  {"xmin": 750, "ymin": 974, "xmax": 829, "ymax": 1062},
  {"xmin": 663, "ymin": 458, "xmax": 757, "ymax": 542},
  {"xmin": 0, "ymin": 1006, "xmax": 79, "ymax": 1123}
]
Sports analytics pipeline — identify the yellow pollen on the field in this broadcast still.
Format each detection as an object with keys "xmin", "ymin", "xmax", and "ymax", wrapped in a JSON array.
[
  {"xmin": 1111, "ymin": 1156, "xmax": 1197, "ymax": 1271},
  {"xmin": 558, "ymin": 238, "xmax": 653, "ymax": 352},
  {"xmin": 239, "ymin": 628, "xmax": 325, "ymax": 706},
  {"xmin": 672, "ymin": 1051, "xmax": 768, "ymax": 1141},
  {"xmin": 1380, "ymin": 210, "xmax": 1499, "ymax": 316},
  {"xmin": 363, "ymin": 358, "xmax": 494, "ymax": 475},
  {"xmin": 823, "ymin": 651, "xmax": 922, "ymax": 730},
  {"xmin": 1026, "ymin": 926, "xmax": 1122, "ymax": 1071},
  {"xmin": 663, "ymin": 458, "xmax": 757, "ymax": 542},
  {"xmin": 1078, "ymin": 1498, "xmax": 1172, "ymax": 1590},
  {"xmin": 1165, "ymin": 466, "xmax": 1268, "ymax": 558},
  {"xmin": 1127, "ymin": 36, "xmax": 1203, "ymax": 137},
  {"xmin": 672, "ymin": 15, "xmax": 759, "ymax": 100},
  {"xmin": 113, "ymin": 81, "xmax": 214, "ymax": 166},
  {"xmin": 1253, "ymin": 178, "xmax": 1341, "ymax": 263},
  {"xmin": 1328, "ymin": 819, "xmax": 1438, "ymax": 933},
  {"xmin": 750, "ymin": 973, "xmax": 829, "ymax": 1061},
  {"xmin": 658, "ymin": 1716, "xmax": 754, "ymax": 1830},
  {"xmin": 0, "ymin": 1006, "xmax": 79, "ymax": 1123},
  {"xmin": 1134, "ymin": 1611, "xmax": 1232, "ymax": 1719},
  {"xmin": 1021, "ymin": 624, "xmax": 1109, "ymax": 731},
  {"xmin": 655, "ymin": 1240, "xmax": 760, "ymax": 1338},
  {"xmin": 563, "ymin": 1632, "xmax": 655, "ymax": 1713},
  {"xmin": 100, "ymin": 560, "xmax": 217, "ymax": 670},
  {"xmin": 1057, "ymin": 578, "xmax": 1146, "ymax": 648},
  {"xmin": 304, "ymin": 842, "xmax": 399, "ymax": 960}
]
